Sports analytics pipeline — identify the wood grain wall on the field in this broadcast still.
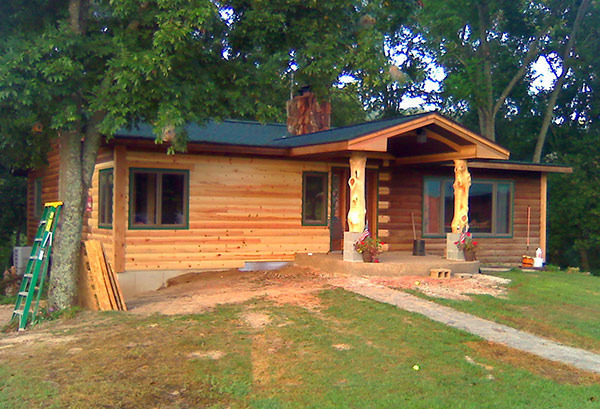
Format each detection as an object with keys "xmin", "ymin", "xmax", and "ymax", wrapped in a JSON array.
[
  {"xmin": 27, "ymin": 140, "xmax": 60, "ymax": 242},
  {"xmin": 121, "ymin": 151, "xmax": 331, "ymax": 271},
  {"xmin": 82, "ymin": 147, "xmax": 114, "ymax": 266},
  {"xmin": 378, "ymin": 165, "xmax": 542, "ymax": 265}
]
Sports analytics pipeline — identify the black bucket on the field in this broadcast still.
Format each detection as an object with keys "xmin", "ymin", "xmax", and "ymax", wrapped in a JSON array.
[{"xmin": 412, "ymin": 239, "xmax": 426, "ymax": 256}]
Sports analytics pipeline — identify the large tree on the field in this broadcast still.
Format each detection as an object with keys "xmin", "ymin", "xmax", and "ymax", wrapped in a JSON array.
[
  {"xmin": 404, "ymin": 0, "xmax": 595, "ymax": 143},
  {"xmin": 0, "ymin": 0, "xmax": 411, "ymax": 309}
]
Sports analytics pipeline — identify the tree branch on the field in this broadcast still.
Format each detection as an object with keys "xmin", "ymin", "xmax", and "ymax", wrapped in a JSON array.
[
  {"xmin": 533, "ymin": 0, "xmax": 591, "ymax": 162},
  {"xmin": 492, "ymin": 25, "xmax": 552, "ymax": 116}
]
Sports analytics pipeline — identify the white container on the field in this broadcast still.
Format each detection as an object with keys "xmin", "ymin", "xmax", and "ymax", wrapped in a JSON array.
[{"xmin": 12, "ymin": 246, "xmax": 32, "ymax": 275}]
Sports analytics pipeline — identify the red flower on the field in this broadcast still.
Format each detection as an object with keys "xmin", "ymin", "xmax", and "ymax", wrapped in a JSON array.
[
  {"xmin": 374, "ymin": 259, "xmax": 380, "ymax": 263},
  {"xmin": 380, "ymin": 242, "xmax": 385, "ymax": 245},
  {"xmin": 467, "ymin": 233, "xmax": 472, "ymax": 237},
  {"xmin": 361, "ymin": 241, "xmax": 365, "ymax": 245},
  {"xmin": 473, "ymin": 241, "xmax": 478, "ymax": 246}
]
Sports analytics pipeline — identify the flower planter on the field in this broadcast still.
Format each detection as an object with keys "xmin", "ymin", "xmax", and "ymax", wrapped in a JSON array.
[
  {"xmin": 362, "ymin": 252, "xmax": 373, "ymax": 263},
  {"xmin": 464, "ymin": 249, "xmax": 477, "ymax": 261}
]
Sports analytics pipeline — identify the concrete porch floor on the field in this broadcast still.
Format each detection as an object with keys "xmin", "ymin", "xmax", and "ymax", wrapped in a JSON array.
[{"xmin": 295, "ymin": 251, "xmax": 480, "ymax": 277}]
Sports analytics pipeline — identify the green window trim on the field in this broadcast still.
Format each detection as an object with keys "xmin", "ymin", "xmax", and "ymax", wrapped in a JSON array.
[
  {"xmin": 128, "ymin": 168, "xmax": 190, "ymax": 230},
  {"xmin": 422, "ymin": 177, "xmax": 514, "ymax": 239},
  {"xmin": 98, "ymin": 168, "xmax": 114, "ymax": 229},
  {"xmin": 302, "ymin": 171, "xmax": 329, "ymax": 227},
  {"xmin": 33, "ymin": 178, "xmax": 43, "ymax": 218}
]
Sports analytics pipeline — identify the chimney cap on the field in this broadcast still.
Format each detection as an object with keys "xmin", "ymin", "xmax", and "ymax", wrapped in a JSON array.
[{"xmin": 298, "ymin": 85, "xmax": 312, "ymax": 96}]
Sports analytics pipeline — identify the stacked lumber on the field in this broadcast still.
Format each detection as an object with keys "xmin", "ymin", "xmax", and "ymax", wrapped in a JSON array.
[{"xmin": 78, "ymin": 240, "xmax": 127, "ymax": 311}]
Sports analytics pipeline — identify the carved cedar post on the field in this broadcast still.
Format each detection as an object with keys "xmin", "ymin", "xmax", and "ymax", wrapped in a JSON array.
[
  {"xmin": 347, "ymin": 152, "xmax": 367, "ymax": 232},
  {"xmin": 451, "ymin": 159, "xmax": 471, "ymax": 233}
]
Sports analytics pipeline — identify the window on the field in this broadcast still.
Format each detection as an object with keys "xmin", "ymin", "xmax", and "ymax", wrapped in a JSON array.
[
  {"xmin": 33, "ymin": 178, "xmax": 43, "ymax": 218},
  {"xmin": 129, "ymin": 169, "xmax": 189, "ymax": 229},
  {"xmin": 302, "ymin": 172, "xmax": 328, "ymax": 226},
  {"xmin": 98, "ymin": 169, "xmax": 114, "ymax": 228},
  {"xmin": 423, "ymin": 178, "xmax": 513, "ymax": 237}
]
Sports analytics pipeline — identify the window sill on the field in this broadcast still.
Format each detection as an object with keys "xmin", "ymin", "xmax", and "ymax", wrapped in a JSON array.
[{"xmin": 128, "ymin": 225, "xmax": 189, "ymax": 230}]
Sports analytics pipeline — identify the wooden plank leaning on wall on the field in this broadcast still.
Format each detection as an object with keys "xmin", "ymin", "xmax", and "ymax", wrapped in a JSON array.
[{"xmin": 113, "ymin": 145, "xmax": 127, "ymax": 273}]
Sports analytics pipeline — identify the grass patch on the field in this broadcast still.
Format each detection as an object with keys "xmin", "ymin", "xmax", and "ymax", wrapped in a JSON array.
[
  {"xmin": 412, "ymin": 269, "xmax": 600, "ymax": 352},
  {"xmin": 0, "ymin": 289, "xmax": 599, "ymax": 408},
  {"xmin": 0, "ymin": 295, "xmax": 16, "ymax": 305}
]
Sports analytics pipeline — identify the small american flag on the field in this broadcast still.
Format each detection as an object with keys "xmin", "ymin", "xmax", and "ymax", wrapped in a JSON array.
[{"xmin": 357, "ymin": 227, "xmax": 370, "ymax": 242}]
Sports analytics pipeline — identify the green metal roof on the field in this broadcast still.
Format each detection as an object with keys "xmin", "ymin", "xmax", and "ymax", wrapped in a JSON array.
[{"xmin": 115, "ymin": 112, "xmax": 432, "ymax": 148}]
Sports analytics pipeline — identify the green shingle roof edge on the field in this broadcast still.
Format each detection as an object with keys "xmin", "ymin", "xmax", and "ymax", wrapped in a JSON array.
[{"xmin": 114, "ymin": 112, "xmax": 432, "ymax": 148}]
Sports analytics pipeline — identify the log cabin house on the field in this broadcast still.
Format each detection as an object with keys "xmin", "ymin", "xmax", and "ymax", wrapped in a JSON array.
[{"xmin": 27, "ymin": 92, "xmax": 572, "ymax": 296}]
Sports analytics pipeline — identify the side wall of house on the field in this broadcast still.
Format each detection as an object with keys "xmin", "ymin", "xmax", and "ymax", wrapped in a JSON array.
[
  {"xmin": 378, "ymin": 165, "xmax": 542, "ymax": 265},
  {"xmin": 116, "ymin": 151, "xmax": 331, "ymax": 272},
  {"xmin": 27, "ymin": 140, "xmax": 60, "ymax": 242}
]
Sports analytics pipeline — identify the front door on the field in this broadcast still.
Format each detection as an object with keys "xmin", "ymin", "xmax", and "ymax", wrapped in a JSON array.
[{"xmin": 330, "ymin": 167, "xmax": 378, "ymax": 251}]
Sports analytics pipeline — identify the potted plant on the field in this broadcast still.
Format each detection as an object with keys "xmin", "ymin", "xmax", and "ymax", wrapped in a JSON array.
[
  {"xmin": 354, "ymin": 237, "xmax": 384, "ymax": 262},
  {"xmin": 455, "ymin": 233, "xmax": 478, "ymax": 261}
]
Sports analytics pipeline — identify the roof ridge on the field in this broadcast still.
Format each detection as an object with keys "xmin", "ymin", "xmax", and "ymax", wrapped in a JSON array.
[
  {"xmin": 272, "ymin": 111, "xmax": 435, "ymax": 142},
  {"xmin": 220, "ymin": 119, "xmax": 286, "ymax": 127}
]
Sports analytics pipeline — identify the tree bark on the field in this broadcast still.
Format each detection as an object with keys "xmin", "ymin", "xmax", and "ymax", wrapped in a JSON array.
[
  {"xmin": 49, "ymin": 130, "xmax": 85, "ymax": 309},
  {"xmin": 533, "ymin": 0, "xmax": 590, "ymax": 163},
  {"xmin": 579, "ymin": 247, "xmax": 591, "ymax": 272}
]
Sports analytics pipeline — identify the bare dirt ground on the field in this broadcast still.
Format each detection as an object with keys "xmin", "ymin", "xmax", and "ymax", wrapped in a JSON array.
[
  {"xmin": 0, "ymin": 305, "xmax": 13, "ymax": 323},
  {"xmin": 127, "ymin": 266, "xmax": 332, "ymax": 314},
  {"xmin": 366, "ymin": 274, "xmax": 510, "ymax": 300},
  {"xmin": 127, "ymin": 266, "xmax": 511, "ymax": 314}
]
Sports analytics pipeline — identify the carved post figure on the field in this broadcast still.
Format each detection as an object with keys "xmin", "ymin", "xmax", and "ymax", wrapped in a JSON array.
[
  {"xmin": 451, "ymin": 159, "xmax": 471, "ymax": 234},
  {"xmin": 347, "ymin": 152, "xmax": 367, "ymax": 232}
]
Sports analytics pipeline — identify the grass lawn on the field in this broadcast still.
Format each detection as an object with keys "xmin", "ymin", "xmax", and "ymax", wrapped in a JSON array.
[
  {"xmin": 414, "ymin": 269, "xmax": 600, "ymax": 353},
  {"xmin": 1, "ymin": 288, "xmax": 600, "ymax": 408}
]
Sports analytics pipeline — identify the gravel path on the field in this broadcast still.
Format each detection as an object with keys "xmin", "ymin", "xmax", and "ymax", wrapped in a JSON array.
[{"xmin": 335, "ymin": 277, "xmax": 600, "ymax": 374}]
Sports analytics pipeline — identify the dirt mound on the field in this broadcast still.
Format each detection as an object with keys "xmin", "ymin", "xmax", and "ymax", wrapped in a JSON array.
[{"xmin": 128, "ymin": 266, "xmax": 330, "ymax": 315}]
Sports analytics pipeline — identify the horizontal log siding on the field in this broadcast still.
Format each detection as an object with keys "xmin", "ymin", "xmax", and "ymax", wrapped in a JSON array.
[
  {"xmin": 83, "ymin": 147, "xmax": 114, "ymax": 266},
  {"xmin": 123, "ymin": 152, "xmax": 330, "ymax": 271},
  {"xmin": 378, "ymin": 166, "xmax": 541, "ymax": 265},
  {"xmin": 27, "ymin": 140, "xmax": 60, "ymax": 243}
]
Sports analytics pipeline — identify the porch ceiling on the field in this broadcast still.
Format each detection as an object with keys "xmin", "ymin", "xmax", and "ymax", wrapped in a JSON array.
[{"xmin": 289, "ymin": 113, "xmax": 510, "ymax": 163}]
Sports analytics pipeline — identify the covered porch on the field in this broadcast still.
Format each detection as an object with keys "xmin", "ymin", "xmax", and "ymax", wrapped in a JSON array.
[{"xmin": 291, "ymin": 112, "xmax": 511, "ymax": 261}]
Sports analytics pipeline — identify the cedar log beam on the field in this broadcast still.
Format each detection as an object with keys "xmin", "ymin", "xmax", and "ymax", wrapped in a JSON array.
[
  {"xmin": 451, "ymin": 159, "xmax": 471, "ymax": 233},
  {"xmin": 347, "ymin": 152, "xmax": 367, "ymax": 232}
]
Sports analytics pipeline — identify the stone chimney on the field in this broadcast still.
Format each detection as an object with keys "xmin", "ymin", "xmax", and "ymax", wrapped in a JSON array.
[{"xmin": 286, "ymin": 87, "xmax": 331, "ymax": 136}]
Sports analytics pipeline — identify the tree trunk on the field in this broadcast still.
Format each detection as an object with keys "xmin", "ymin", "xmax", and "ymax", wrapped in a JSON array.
[
  {"xmin": 532, "ymin": 77, "xmax": 564, "ymax": 162},
  {"xmin": 478, "ymin": 109, "xmax": 496, "ymax": 141},
  {"xmin": 48, "ymin": 130, "xmax": 86, "ymax": 309},
  {"xmin": 579, "ymin": 247, "xmax": 591, "ymax": 272}
]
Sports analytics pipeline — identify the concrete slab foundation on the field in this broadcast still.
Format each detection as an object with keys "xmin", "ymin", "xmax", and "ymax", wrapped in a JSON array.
[
  {"xmin": 117, "ymin": 270, "xmax": 202, "ymax": 299},
  {"xmin": 296, "ymin": 251, "xmax": 480, "ymax": 277}
]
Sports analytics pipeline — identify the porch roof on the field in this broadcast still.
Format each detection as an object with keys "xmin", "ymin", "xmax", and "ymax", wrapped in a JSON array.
[{"xmin": 115, "ymin": 111, "xmax": 509, "ymax": 163}]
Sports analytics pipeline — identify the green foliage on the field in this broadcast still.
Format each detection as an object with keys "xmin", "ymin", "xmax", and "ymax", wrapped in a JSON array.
[
  {"xmin": 0, "ymin": 168, "xmax": 27, "ymax": 271},
  {"xmin": 546, "ymin": 127, "xmax": 600, "ymax": 273}
]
